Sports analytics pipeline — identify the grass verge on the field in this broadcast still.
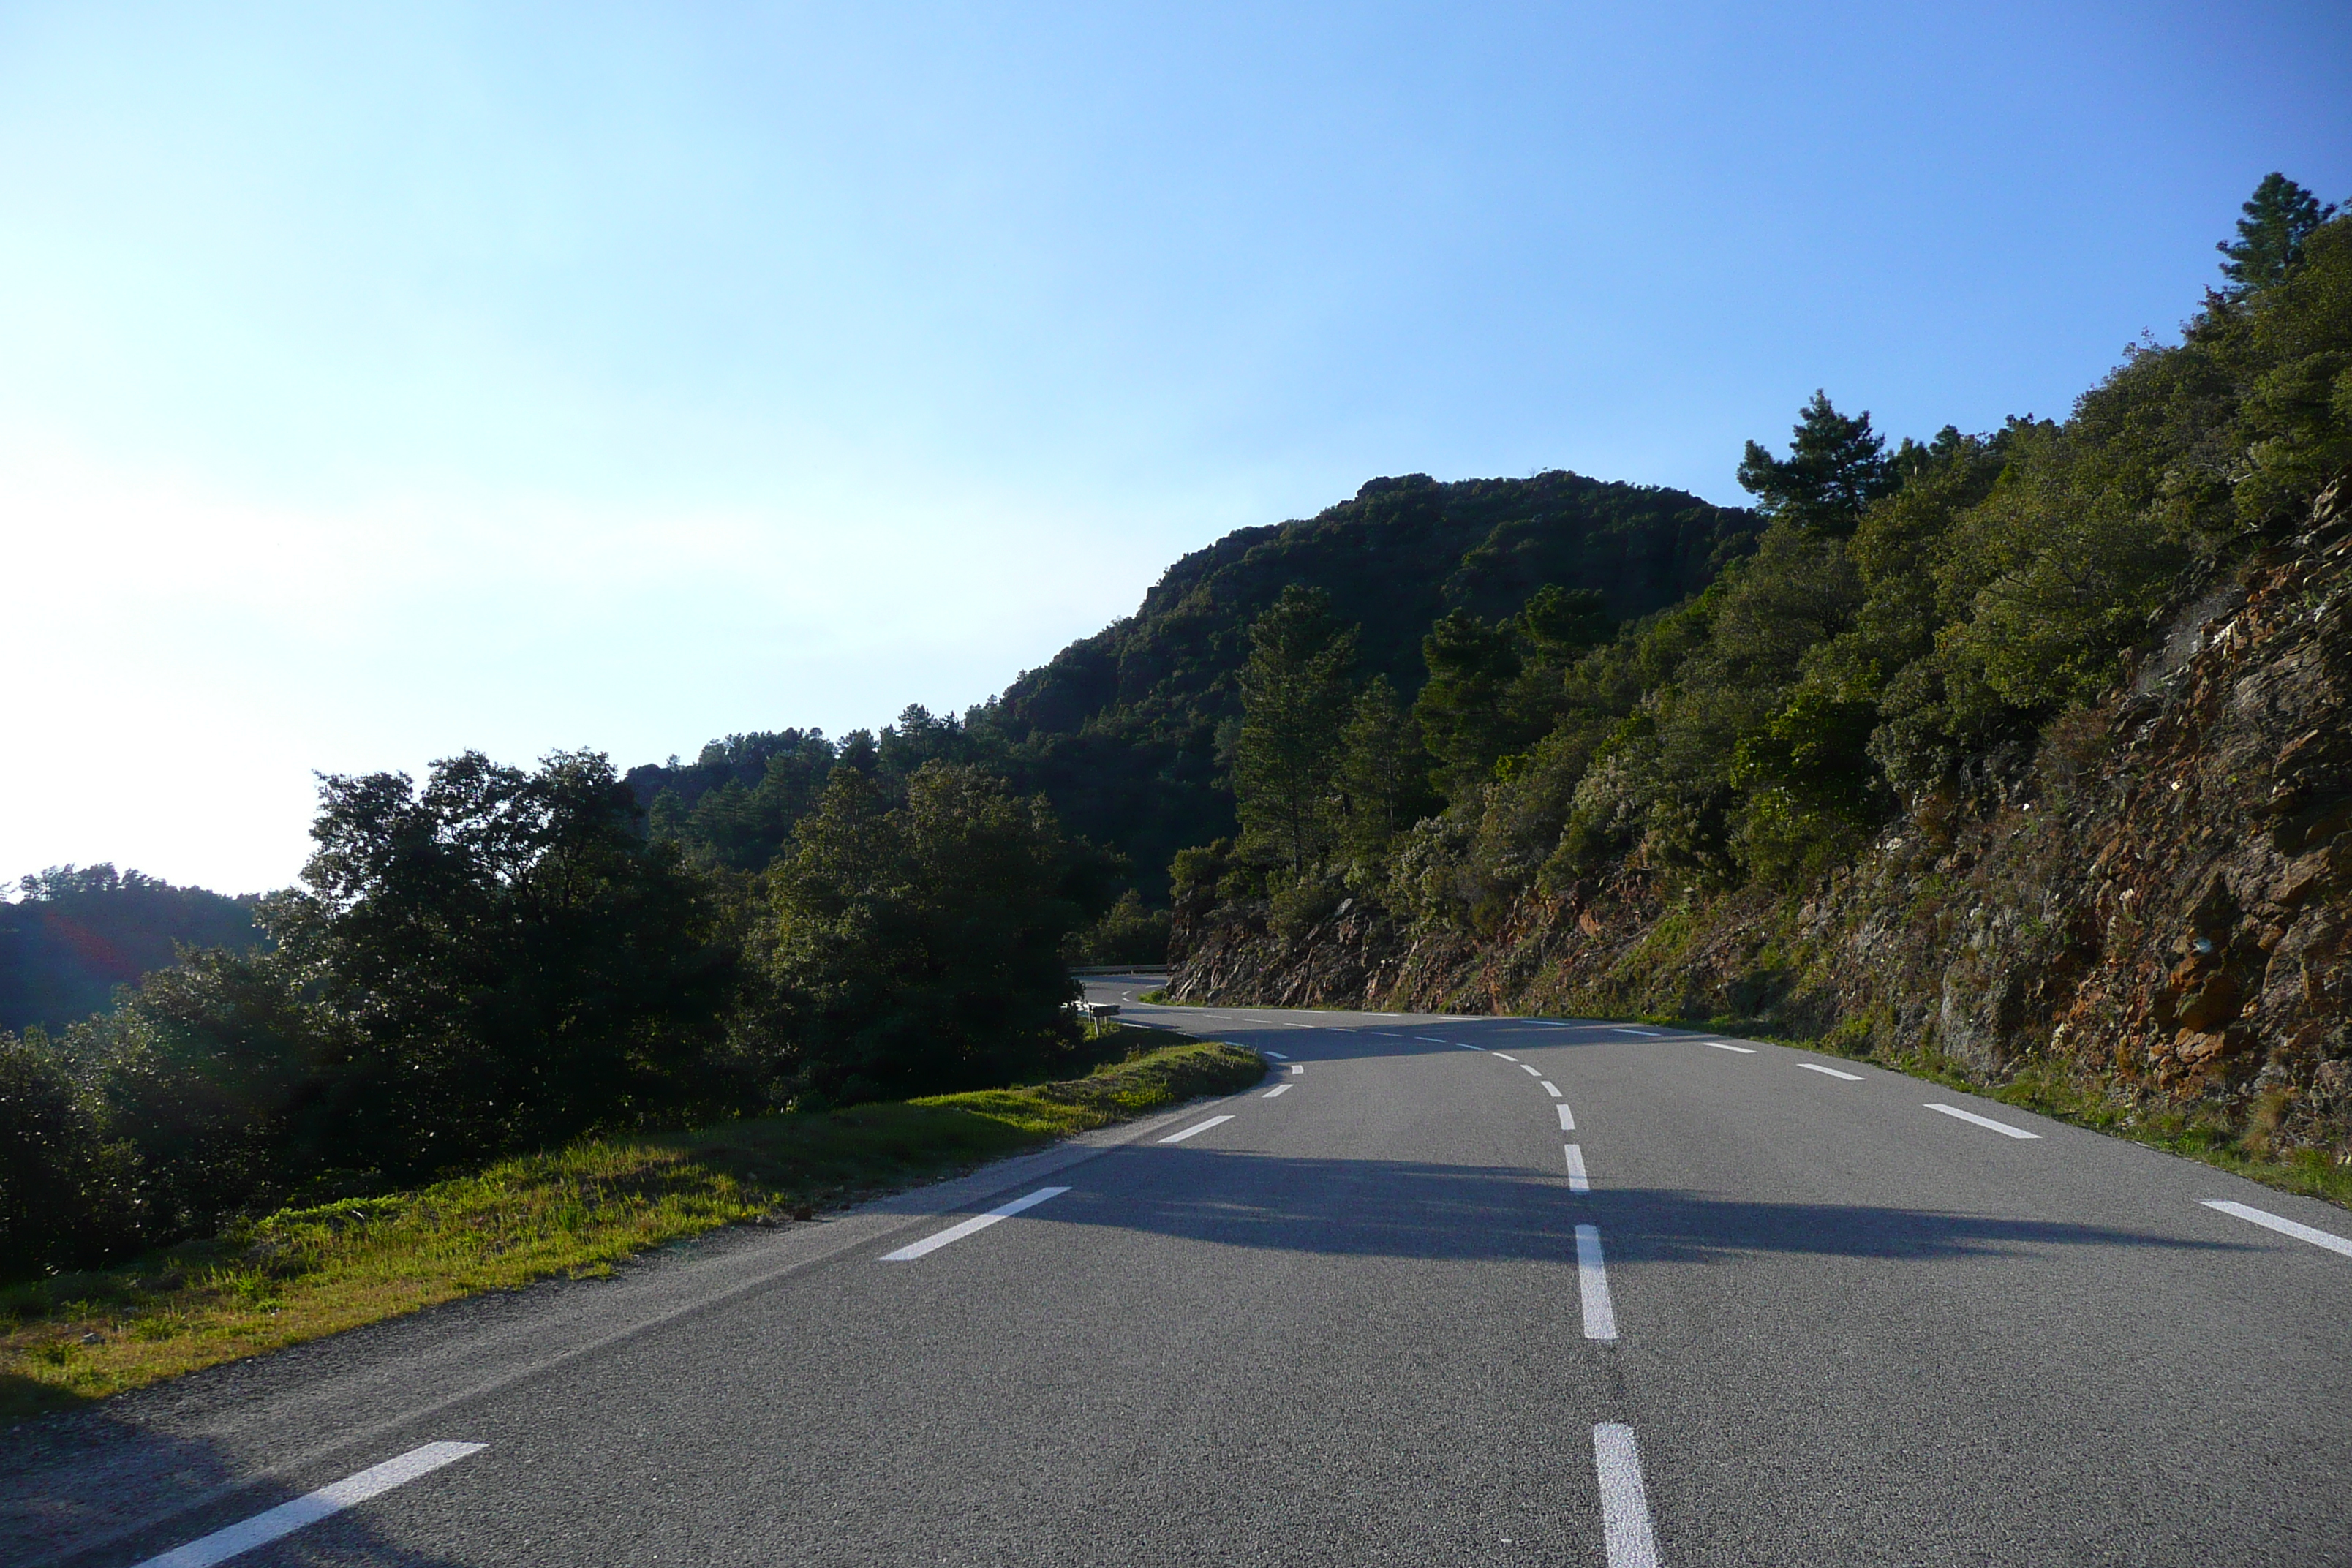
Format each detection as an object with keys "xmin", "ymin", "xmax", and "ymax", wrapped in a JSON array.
[{"xmin": 0, "ymin": 1033, "xmax": 1262, "ymax": 1425}]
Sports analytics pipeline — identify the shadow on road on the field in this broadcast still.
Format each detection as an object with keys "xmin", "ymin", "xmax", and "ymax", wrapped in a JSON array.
[{"xmin": 1034, "ymin": 1151, "xmax": 2247, "ymax": 1265}]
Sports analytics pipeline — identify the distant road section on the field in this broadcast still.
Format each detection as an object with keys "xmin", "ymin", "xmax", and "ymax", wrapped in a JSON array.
[{"xmin": 10, "ymin": 987, "xmax": 2350, "ymax": 1566}]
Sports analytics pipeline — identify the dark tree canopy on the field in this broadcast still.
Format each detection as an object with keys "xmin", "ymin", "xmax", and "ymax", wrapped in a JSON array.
[
  {"xmin": 1735, "ymin": 391, "xmax": 1896, "ymax": 537},
  {"xmin": 2218, "ymin": 172, "xmax": 2337, "ymax": 295}
]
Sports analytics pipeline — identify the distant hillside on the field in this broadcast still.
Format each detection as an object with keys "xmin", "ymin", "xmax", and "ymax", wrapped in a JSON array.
[
  {"xmin": 973, "ymin": 470, "xmax": 1759, "ymax": 896},
  {"xmin": 0, "ymin": 865, "xmax": 263, "ymax": 1033},
  {"xmin": 625, "ymin": 470, "xmax": 1759, "ymax": 896}
]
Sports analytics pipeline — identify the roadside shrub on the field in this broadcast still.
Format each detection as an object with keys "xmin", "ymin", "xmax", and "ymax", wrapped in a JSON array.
[{"xmin": 0, "ymin": 1031, "xmax": 140, "ymax": 1275}]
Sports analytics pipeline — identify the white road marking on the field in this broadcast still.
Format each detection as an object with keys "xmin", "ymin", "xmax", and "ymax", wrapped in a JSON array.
[
  {"xmin": 1540, "ymin": 1080, "xmax": 1562, "ymax": 1097},
  {"xmin": 1591, "ymin": 1423, "xmax": 1659, "ymax": 1568},
  {"xmin": 1371, "ymin": 1030, "xmax": 1405, "ymax": 1036},
  {"xmin": 2203, "ymin": 1199, "xmax": 2352, "ymax": 1259},
  {"xmin": 1493, "ymin": 1053, "xmax": 1520, "ymax": 1062},
  {"xmin": 129, "ymin": 1442, "xmax": 486, "ymax": 1568},
  {"xmin": 1417, "ymin": 1036, "xmax": 1453, "ymax": 1044},
  {"xmin": 1289, "ymin": 1064, "xmax": 1304, "ymax": 1075},
  {"xmin": 1575, "ymin": 1224, "xmax": 1617, "ymax": 1341},
  {"xmin": 1706, "ymin": 1041, "xmax": 1757, "ymax": 1054},
  {"xmin": 1520, "ymin": 1064, "xmax": 1542, "ymax": 1076},
  {"xmin": 1557, "ymin": 1103, "xmax": 1577, "ymax": 1131},
  {"xmin": 1263, "ymin": 1083, "xmax": 1293, "ymax": 1098},
  {"xmin": 881, "ymin": 1187, "xmax": 1072, "ymax": 1261},
  {"xmin": 1262, "ymin": 1051, "xmax": 1289, "ymax": 1060},
  {"xmin": 1797, "ymin": 1063, "xmax": 1863, "ymax": 1081},
  {"xmin": 1609, "ymin": 1026, "xmax": 1663, "ymax": 1036},
  {"xmin": 1452, "ymin": 1042, "xmax": 1485, "ymax": 1051},
  {"xmin": 1923, "ymin": 1103, "xmax": 2041, "ymax": 1139},
  {"xmin": 1157, "ymin": 1115, "xmax": 1236, "ymax": 1145},
  {"xmin": 1564, "ymin": 1144, "xmax": 1590, "ymax": 1193}
]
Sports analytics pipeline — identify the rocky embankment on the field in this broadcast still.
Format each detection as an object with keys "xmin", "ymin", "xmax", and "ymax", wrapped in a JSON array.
[{"xmin": 1171, "ymin": 483, "xmax": 2352, "ymax": 1153}]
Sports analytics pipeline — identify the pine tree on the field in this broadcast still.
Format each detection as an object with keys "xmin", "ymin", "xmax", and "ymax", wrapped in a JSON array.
[
  {"xmin": 1232, "ymin": 587, "xmax": 1357, "ymax": 879},
  {"xmin": 2217, "ymin": 172, "xmax": 2336, "ymax": 295},
  {"xmin": 1735, "ymin": 391, "xmax": 1895, "ymax": 537}
]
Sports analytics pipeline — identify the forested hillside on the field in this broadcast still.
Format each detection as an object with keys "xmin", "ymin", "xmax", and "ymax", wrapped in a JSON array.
[
  {"xmin": 1175, "ymin": 174, "xmax": 2352, "ymax": 1173},
  {"xmin": 0, "ymin": 867, "xmax": 261, "ymax": 1034},
  {"xmin": 630, "ymin": 474, "xmax": 1758, "ymax": 902}
]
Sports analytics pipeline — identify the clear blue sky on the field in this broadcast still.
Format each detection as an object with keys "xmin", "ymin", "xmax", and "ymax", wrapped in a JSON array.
[{"xmin": 4, "ymin": 1, "xmax": 2347, "ymax": 893}]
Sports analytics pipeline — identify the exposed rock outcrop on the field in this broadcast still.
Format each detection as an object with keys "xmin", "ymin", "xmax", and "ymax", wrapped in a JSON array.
[{"xmin": 1172, "ymin": 483, "xmax": 2352, "ymax": 1154}]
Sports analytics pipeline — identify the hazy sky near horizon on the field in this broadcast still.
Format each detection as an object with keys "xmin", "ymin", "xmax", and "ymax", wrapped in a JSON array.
[{"xmin": 4, "ymin": 1, "xmax": 2348, "ymax": 894}]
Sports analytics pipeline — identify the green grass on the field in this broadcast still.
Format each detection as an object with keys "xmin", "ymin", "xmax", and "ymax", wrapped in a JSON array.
[{"xmin": 0, "ymin": 1033, "xmax": 1263, "ymax": 1424}]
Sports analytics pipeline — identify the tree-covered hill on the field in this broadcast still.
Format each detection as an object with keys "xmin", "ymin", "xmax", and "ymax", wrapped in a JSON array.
[
  {"xmin": 0, "ymin": 866, "xmax": 262, "ymax": 1033},
  {"xmin": 627, "ymin": 472, "xmax": 1758, "ymax": 897}
]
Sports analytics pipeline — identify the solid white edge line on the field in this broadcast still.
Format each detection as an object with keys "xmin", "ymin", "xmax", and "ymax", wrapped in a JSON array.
[
  {"xmin": 1609, "ymin": 1026, "xmax": 1663, "ymax": 1036},
  {"xmin": 1156, "ymin": 1115, "xmax": 1236, "ymax": 1145},
  {"xmin": 1557, "ymin": 1103, "xmax": 1577, "ymax": 1131},
  {"xmin": 1575, "ymin": 1224, "xmax": 1617, "ymax": 1341},
  {"xmin": 1796, "ymin": 1063, "xmax": 1863, "ymax": 1081},
  {"xmin": 1564, "ymin": 1143, "xmax": 1591, "ymax": 1194},
  {"xmin": 1262, "ymin": 1083, "xmax": 1292, "ymax": 1098},
  {"xmin": 1540, "ymin": 1080, "xmax": 1561, "ymax": 1097},
  {"xmin": 879, "ymin": 1186, "xmax": 1072, "ymax": 1262},
  {"xmin": 1706, "ymin": 1041, "xmax": 1757, "ymax": 1053},
  {"xmin": 1592, "ymin": 1423, "xmax": 1660, "ymax": 1568},
  {"xmin": 1923, "ymin": 1103, "xmax": 2041, "ymax": 1139},
  {"xmin": 131, "ymin": 1441, "xmax": 487, "ymax": 1568},
  {"xmin": 2204, "ymin": 1199, "xmax": 2352, "ymax": 1259}
]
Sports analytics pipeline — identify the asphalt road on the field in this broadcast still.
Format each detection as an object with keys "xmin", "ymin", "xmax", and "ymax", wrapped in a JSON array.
[{"xmin": 8, "ymin": 985, "xmax": 2351, "ymax": 1566}]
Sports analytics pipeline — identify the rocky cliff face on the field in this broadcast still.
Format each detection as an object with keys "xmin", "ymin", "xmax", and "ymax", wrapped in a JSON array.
[{"xmin": 1171, "ymin": 482, "xmax": 2352, "ymax": 1155}]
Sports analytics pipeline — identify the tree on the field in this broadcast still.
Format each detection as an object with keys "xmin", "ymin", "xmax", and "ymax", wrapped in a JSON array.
[
  {"xmin": 1337, "ymin": 675, "xmax": 1428, "ymax": 858},
  {"xmin": 1737, "ymin": 391, "xmax": 1896, "ymax": 537},
  {"xmin": 1411, "ymin": 610, "xmax": 1523, "ymax": 795},
  {"xmin": 267, "ymin": 750, "xmax": 736, "ymax": 1166},
  {"xmin": 758, "ymin": 763, "xmax": 1102, "ymax": 1104},
  {"xmin": 1232, "ymin": 587, "xmax": 1358, "ymax": 878},
  {"xmin": 2217, "ymin": 173, "xmax": 2335, "ymax": 295}
]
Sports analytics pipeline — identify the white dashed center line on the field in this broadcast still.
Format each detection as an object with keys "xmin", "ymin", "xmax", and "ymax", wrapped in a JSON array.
[
  {"xmin": 1262, "ymin": 1083, "xmax": 1292, "ymax": 1098},
  {"xmin": 1520, "ymin": 1064, "xmax": 1542, "ymax": 1077},
  {"xmin": 1289, "ymin": 1064, "xmax": 1304, "ymax": 1075},
  {"xmin": 1575, "ymin": 1224, "xmax": 1617, "ymax": 1341},
  {"xmin": 1592, "ymin": 1423, "xmax": 1660, "ymax": 1568},
  {"xmin": 1262, "ymin": 1051, "xmax": 1289, "ymax": 1060},
  {"xmin": 1493, "ymin": 1053, "xmax": 1520, "ymax": 1062},
  {"xmin": 1564, "ymin": 1144, "xmax": 1591, "ymax": 1193},
  {"xmin": 1157, "ymin": 1115, "xmax": 1236, "ymax": 1145},
  {"xmin": 1924, "ymin": 1103, "xmax": 2041, "ymax": 1139},
  {"xmin": 1797, "ymin": 1063, "xmax": 1863, "ymax": 1081},
  {"xmin": 2203, "ymin": 1199, "xmax": 2352, "ymax": 1258},
  {"xmin": 130, "ymin": 1442, "xmax": 486, "ymax": 1568},
  {"xmin": 1540, "ymin": 1080, "xmax": 1562, "ymax": 1097},
  {"xmin": 1557, "ymin": 1103, "xmax": 1577, "ymax": 1131},
  {"xmin": 1453, "ymin": 1043, "xmax": 1485, "ymax": 1051},
  {"xmin": 1609, "ymin": 1026, "xmax": 1663, "ymax": 1036},
  {"xmin": 1706, "ymin": 1041, "xmax": 1757, "ymax": 1054},
  {"xmin": 881, "ymin": 1187, "xmax": 1071, "ymax": 1261}
]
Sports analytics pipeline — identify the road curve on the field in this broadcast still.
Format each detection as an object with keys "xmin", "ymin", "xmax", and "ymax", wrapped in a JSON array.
[{"xmin": 8, "ymin": 985, "xmax": 2350, "ymax": 1566}]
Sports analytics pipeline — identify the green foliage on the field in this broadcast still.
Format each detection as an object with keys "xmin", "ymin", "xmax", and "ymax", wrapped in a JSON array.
[
  {"xmin": 0, "ymin": 1030, "xmax": 140, "ymax": 1275},
  {"xmin": 1231, "ymin": 587, "xmax": 1359, "ymax": 878},
  {"xmin": 1065, "ymin": 889, "xmax": 1172, "ymax": 967},
  {"xmin": 751, "ymin": 763, "xmax": 1109, "ymax": 1106},
  {"xmin": 1735, "ymin": 391, "xmax": 1899, "ymax": 537},
  {"xmin": 2217, "ymin": 172, "xmax": 2337, "ymax": 296}
]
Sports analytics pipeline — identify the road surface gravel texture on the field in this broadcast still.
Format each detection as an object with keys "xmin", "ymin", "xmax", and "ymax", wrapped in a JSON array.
[{"xmin": 6, "ymin": 981, "xmax": 2348, "ymax": 1566}]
